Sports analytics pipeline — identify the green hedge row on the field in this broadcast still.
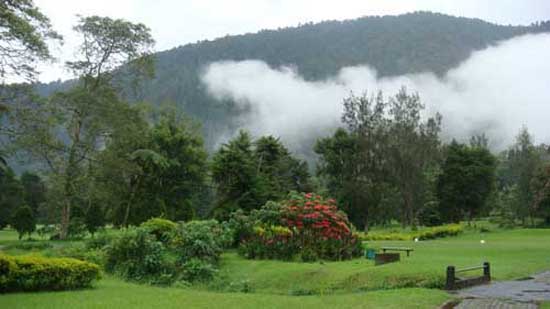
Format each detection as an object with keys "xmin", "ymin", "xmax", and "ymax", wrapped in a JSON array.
[
  {"xmin": 0, "ymin": 254, "xmax": 101, "ymax": 292},
  {"xmin": 359, "ymin": 224, "xmax": 463, "ymax": 241}
]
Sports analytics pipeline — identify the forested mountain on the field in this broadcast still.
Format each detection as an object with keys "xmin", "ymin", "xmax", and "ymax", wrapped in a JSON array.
[{"xmin": 38, "ymin": 12, "xmax": 550, "ymax": 151}]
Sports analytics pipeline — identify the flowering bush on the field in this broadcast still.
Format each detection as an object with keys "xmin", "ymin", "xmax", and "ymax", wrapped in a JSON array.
[{"xmin": 237, "ymin": 192, "xmax": 362, "ymax": 261}]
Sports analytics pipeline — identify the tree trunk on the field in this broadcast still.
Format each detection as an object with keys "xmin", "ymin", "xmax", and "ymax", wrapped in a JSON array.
[
  {"xmin": 60, "ymin": 198, "xmax": 71, "ymax": 239},
  {"xmin": 122, "ymin": 176, "xmax": 140, "ymax": 227}
]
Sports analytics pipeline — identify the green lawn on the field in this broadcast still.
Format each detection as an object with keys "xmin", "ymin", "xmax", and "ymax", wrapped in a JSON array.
[
  {"xmin": 212, "ymin": 229, "xmax": 550, "ymax": 294},
  {"xmin": 1, "ymin": 227, "xmax": 549, "ymax": 308},
  {"xmin": 0, "ymin": 276, "xmax": 449, "ymax": 309}
]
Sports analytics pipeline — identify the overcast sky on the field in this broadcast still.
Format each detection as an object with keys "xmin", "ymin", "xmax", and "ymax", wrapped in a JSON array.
[{"xmin": 34, "ymin": 0, "xmax": 550, "ymax": 82}]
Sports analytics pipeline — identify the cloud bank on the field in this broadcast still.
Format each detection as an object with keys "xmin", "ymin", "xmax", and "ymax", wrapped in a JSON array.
[{"xmin": 202, "ymin": 33, "xmax": 550, "ymax": 152}]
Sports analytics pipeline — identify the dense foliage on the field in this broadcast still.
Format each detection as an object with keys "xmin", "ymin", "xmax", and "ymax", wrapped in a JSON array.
[
  {"xmin": 359, "ymin": 224, "xmax": 463, "ymax": 241},
  {"xmin": 212, "ymin": 131, "xmax": 310, "ymax": 218},
  {"xmin": 11, "ymin": 205, "xmax": 35, "ymax": 239},
  {"xmin": 237, "ymin": 192, "xmax": 362, "ymax": 261},
  {"xmin": 103, "ymin": 219, "xmax": 226, "ymax": 284},
  {"xmin": 104, "ymin": 227, "xmax": 170, "ymax": 283},
  {"xmin": 0, "ymin": 254, "xmax": 100, "ymax": 292},
  {"xmin": 316, "ymin": 89, "xmax": 441, "ymax": 230},
  {"xmin": 437, "ymin": 141, "xmax": 497, "ymax": 223},
  {"xmin": 0, "ymin": 0, "xmax": 61, "ymax": 82}
]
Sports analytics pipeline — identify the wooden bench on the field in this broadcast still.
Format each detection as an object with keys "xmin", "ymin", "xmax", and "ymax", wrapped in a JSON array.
[
  {"xmin": 381, "ymin": 247, "xmax": 414, "ymax": 257},
  {"xmin": 445, "ymin": 262, "xmax": 491, "ymax": 290}
]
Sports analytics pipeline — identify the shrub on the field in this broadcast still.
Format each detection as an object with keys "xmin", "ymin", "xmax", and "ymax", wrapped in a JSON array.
[
  {"xmin": 85, "ymin": 232, "xmax": 118, "ymax": 250},
  {"xmin": 170, "ymin": 220, "xmax": 225, "ymax": 283},
  {"xmin": 11, "ymin": 206, "xmax": 36, "ymax": 240},
  {"xmin": 140, "ymin": 217, "xmax": 178, "ymax": 243},
  {"xmin": 54, "ymin": 244, "xmax": 106, "ymax": 266},
  {"xmin": 104, "ymin": 227, "xmax": 170, "ymax": 282},
  {"xmin": 4, "ymin": 242, "xmax": 52, "ymax": 251},
  {"xmin": 36, "ymin": 225, "xmax": 56, "ymax": 238},
  {"xmin": 172, "ymin": 220, "xmax": 223, "ymax": 265},
  {"xmin": 359, "ymin": 224, "xmax": 463, "ymax": 241},
  {"xmin": 85, "ymin": 204, "xmax": 105, "ymax": 236},
  {"xmin": 180, "ymin": 258, "xmax": 218, "ymax": 282},
  {"xmin": 237, "ymin": 192, "xmax": 363, "ymax": 261},
  {"xmin": 0, "ymin": 254, "xmax": 100, "ymax": 292}
]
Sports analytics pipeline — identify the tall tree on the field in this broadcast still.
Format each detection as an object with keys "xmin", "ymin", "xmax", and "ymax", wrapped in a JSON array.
[
  {"xmin": 0, "ymin": 166, "xmax": 23, "ymax": 229},
  {"xmin": 255, "ymin": 136, "xmax": 311, "ymax": 199},
  {"xmin": 10, "ymin": 16, "xmax": 154, "ymax": 239},
  {"xmin": 385, "ymin": 88, "xmax": 442, "ymax": 227},
  {"xmin": 211, "ymin": 131, "xmax": 265, "ymax": 218},
  {"xmin": 211, "ymin": 131, "xmax": 309, "ymax": 218},
  {"xmin": 11, "ymin": 205, "xmax": 35, "ymax": 239},
  {"xmin": 499, "ymin": 127, "xmax": 542, "ymax": 224},
  {"xmin": 20, "ymin": 171, "xmax": 46, "ymax": 217},
  {"xmin": 325, "ymin": 89, "xmax": 441, "ymax": 229},
  {"xmin": 315, "ymin": 128, "xmax": 372, "ymax": 229},
  {"xmin": 0, "ymin": 0, "xmax": 61, "ymax": 82},
  {"xmin": 531, "ymin": 164, "xmax": 550, "ymax": 225},
  {"xmin": 437, "ymin": 141, "xmax": 497, "ymax": 223}
]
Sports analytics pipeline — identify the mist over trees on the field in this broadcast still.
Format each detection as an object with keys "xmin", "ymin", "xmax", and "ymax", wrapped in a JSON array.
[
  {"xmin": 1, "ymin": 4, "xmax": 550, "ymax": 239},
  {"xmin": 35, "ymin": 12, "xmax": 550, "ymax": 152}
]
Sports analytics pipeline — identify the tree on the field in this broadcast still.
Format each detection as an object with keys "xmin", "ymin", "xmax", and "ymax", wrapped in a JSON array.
[
  {"xmin": 0, "ymin": 167, "xmax": 23, "ymax": 229},
  {"xmin": 211, "ymin": 131, "xmax": 310, "ymax": 219},
  {"xmin": 323, "ymin": 89, "xmax": 441, "ymax": 229},
  {"xmin": 254, "ymin": 136, "xmax": 311, "ymax": 199},
  {"xmin": 134, "ymin": 113, "xmax": 208, "ymax": 223},
  {"xmin": 95, "ymin": 108, "xmax": 208, "ymax": 226},
  {"xmin": 531, "ymin": 164, "xmax": 550, "ymax": 225},
  {"xmin": 12, "ymin": 205, "xmax": 36, "ymax": 240},
  {"xmin": 0, "ymin": 155, "xmax": 6, "ymax": 176},
  {"xmin": 20, "ymin": 171, "xmax": 46, "ymax": 217},
  {"xmin": 9, "ymin": 16, "xmax": 154, "ymax": 239},
  {"xmin": 385, "ymin": 88, "xmax": 442, "ymax": 227},
  {"xmin": 211, "ymin": 131, "xmax": 266, "ymax": 217},
  {"xmin": 0, "ymin": 0, "xmax": 62, "ymax": 82},
  {"xmin": 85, "ymin": 203, "xmax": 105, "ymax": 236},
  {"xmin": 437, "ymin": 141, "xmax": 497, "ymax": 223},
  {"xmin": 315, "ymin": 128, "xmax": 371, "ymax": 229},
  {"xmin": 498, "ymin": 127, "xmax": 542, "ymax": 224}
]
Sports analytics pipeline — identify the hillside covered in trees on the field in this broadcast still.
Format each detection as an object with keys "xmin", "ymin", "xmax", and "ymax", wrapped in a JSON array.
[{"xmin": 38, "ymin": 12, "xmax": 550, "ymax": 151}]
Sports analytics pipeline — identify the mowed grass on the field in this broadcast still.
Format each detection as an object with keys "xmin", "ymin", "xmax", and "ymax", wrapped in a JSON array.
[
  {"xmin": 1, "ymin": 227, "xmax": 549, "ymax": 308},
  {"xmin": 0, "ymin": 276, "xmax": 449, "ymax": 309},
  {"xmin": 214, "ymin": 229, "xmax": 550, "ymax": 294}
]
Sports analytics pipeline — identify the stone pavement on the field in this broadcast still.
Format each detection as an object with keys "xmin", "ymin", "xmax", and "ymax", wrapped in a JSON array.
[
  {"xmin": 452, "ymin": 271, "xmax": 550, "ymax": 308},
  {"xmin": 454, "ymin": 298, "xmax": 537, "ymax": 309}
]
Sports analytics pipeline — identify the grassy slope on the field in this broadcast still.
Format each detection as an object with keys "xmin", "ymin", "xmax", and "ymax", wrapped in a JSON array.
[
  {"xmin": 1, "ymin": 228, "xmax": 549, "ymax": 308},
  {"xmin": 0, "ymin": 277, "xmax": 449, "ymax": 309},
  {"xmin": 215, "ymin": 229, "xmax": 550, "ymax": 294}
]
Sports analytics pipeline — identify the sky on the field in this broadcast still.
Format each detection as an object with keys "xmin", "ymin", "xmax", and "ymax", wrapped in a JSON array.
[{"xmin": 34, "ymin": 0, "xmax": 550, "ymax": 82}]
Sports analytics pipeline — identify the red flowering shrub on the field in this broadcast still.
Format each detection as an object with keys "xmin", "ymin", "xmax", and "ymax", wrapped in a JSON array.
[{"xmin": 235, "ymin": 192, "xmax": 362, "ymax": 261}]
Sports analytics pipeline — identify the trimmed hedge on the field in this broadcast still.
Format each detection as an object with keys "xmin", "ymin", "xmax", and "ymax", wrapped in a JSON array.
[
  {"xmin": 0, "ymin": 254, "xmax": 100, "ymax": 292},
  {"xmin": 359, "ymin": 224, "xmax": 463, "ymax": 241}
]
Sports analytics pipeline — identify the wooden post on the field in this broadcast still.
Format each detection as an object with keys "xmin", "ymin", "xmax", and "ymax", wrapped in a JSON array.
[
  {"xmin": 483, "ymin": 262, "xmax": 490, "ymax": 282},
  {"xmin": 446, "ymin": 266, "xmax": 455, "ymax": 290}
]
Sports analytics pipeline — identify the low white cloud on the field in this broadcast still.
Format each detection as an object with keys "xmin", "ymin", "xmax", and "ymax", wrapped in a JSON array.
[{"xmin": 202, "ymin": 33, "xmax": 550, "ymax": 151}]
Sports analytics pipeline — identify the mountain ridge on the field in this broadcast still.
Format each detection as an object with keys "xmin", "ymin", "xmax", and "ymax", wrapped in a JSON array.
[{"xmin": 37, "ymin": 11, "xmax": 550, "ymax": 151}]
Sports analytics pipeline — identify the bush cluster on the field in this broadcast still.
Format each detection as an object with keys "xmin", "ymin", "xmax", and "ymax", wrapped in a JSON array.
[
  {"xmin": 100, "ymin": 219, "xmax": 227, "ymax": 285},
  {"xmin": 140, "ymin": 217, "xmax": 178, "ymax": 243},
  {"xmin": 104, "ymin": 227, "xmax": 171, "ymax": 283},
  {"xmin": 236, "ymin": 192, "xmax": 363, "ymax": 261},
  {"xmin": 359, "ymin": 224, "xmax": 463, "ymax": 241},
  {"xmin": 0, "ymin": 254, "xmax": 100, "ymax": 292}
]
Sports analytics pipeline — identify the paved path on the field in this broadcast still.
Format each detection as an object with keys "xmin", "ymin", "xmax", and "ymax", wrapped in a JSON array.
[
  {"xmin": 455, "ymin": 298, "xmax": 537, "ymax": 309},
  {"xmin": 453, "ymin": 271, "xmax": 550, "ymax": 308}
]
